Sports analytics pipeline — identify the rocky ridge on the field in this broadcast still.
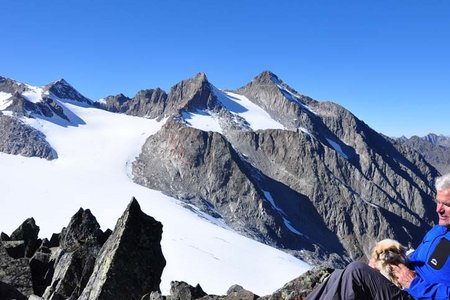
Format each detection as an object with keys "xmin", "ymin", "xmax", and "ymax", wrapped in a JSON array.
[
  {"xmin": 0, "ymin": 76, "xmax": 93, "ymax": 159},
  {"xmin": 0, "ymin": 198, "xmax": 166, "ymax": 300},
  {"xmin": 0, "ymin": 199, "xmax": 328, "ymax": 300},
  {"xmin": 396, "ymin": 134, "xmax": 450, "ymax": 174}
]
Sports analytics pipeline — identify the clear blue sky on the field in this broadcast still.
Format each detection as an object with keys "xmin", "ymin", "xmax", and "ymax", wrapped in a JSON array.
[{"xmin": 1, "ymin": 0, "xmax": 449, "ymax": 137}]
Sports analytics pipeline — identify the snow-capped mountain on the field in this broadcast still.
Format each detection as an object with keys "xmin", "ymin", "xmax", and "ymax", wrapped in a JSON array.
[
  {"xmin": 0, "ymin": 75, "xmax": 310, "ymax": 296},
  {"xmin": 0, "ymin": 71, "xmax": 440, "ymax": 295}
]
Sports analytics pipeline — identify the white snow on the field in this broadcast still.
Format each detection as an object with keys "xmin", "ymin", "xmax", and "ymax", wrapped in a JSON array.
[
  {"xmin": 22, "ymin": 85, "xmax": 44, "ymax": 103},
  {"xmin": 181, "ymin": 110, "xmax": 223, "ymax": 133},
  {"xmin": 276, "ymin": 84, "xmax": 317, "ymax": 115},
  {"xmin": 326, "ymin": 138, "xmax": 349, "ymax": 160},
  {"xmin": 214, "ymin": 87, "xmax": 285, "ymax": 131},
  {"xmin": 0, "ymin": 104, "xmax": 310, "ymax": 296},
  {"xmin": 0, "ymin": 91, "xmax": 13, "ymax": 110}
]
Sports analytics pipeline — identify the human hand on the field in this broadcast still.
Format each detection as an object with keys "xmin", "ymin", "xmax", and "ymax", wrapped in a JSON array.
[
  {"xmin": 368, "ymin": 258, "xmax": 378, "ymax": 269},
  {"xmin": 392, "ymin": 263, "xmax": 416, "ymax": 289}
]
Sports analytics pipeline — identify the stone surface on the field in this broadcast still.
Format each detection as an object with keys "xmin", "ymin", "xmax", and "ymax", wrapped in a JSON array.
[
  {"xmin": 0, "ymin": 280, "xmax": 27, "ymax": 300},
  {"xmin": 397, "ymin": 134, "xmax": 450, "ymax": 175},
  {"xmin": 0, "ymin": 114, "xmax": 56, "ymax": 159},
  {"xmin": 133, "ymin": 71, "xmax": 438, "ymax": 266},
  {"xmin": 167, "ymin": 281, "xmax": 207, "ymax": 300},
  {"xmin": 0, "ymin": 243, "xmax": 34, "ymax": 297},
  {"xmin": 95, "ymin": 88, "xmax": 168, "ymax": 119},
  {"xmin": 42, "ymin": 208, "xmax": 104, "ymax": 300},
  {"xmin": 78, "ymin": 198, "xmax": 166, "ymax": 300},
  {"xmin": 261, "ymin": 265, "xmax": 334, "ymax": 300}
]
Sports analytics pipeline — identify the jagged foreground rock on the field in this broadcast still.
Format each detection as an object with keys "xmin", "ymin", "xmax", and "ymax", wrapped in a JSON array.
[
  {"xmin": 78, "ymin": 198, "xmax": 165, "ymax": 300},
  {"xmin": 0, "ymin": 198, "xmax": 165, "ymax": 300},
  {"xmin": 132, "ymin": 71, "xmax": 439, "ymax": 266}
]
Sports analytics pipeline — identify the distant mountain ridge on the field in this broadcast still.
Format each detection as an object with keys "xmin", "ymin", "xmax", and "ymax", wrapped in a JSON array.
[
  {"xmin": 0, "ymin": 71, "xmax": 440, "ymax": 267},
  {"xmin": 396, "ymin": 134, "xmax": 450, "ymax": 174}
]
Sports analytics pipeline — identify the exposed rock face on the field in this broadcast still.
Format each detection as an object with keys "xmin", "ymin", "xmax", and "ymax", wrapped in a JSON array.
[
  {"xmin": 133, "ymin": 71, "xmax": 438, "ymax": 266},
  {"xmin": 396, "ymin": 134, "xmax": 450, "ymax": 174},
  {"xmin": 2, "ymin": 91, "xmax": 70, "ymax": 122},
  {"xmin": 79, "ymin": 198, "xmax": 166, "ymax": 300},
  {"xmin": 95, "ymin": 88, "xmax": 168, "ymax": 118},
  {"xmin": 42, "ymin": 208, "xmax": 105, "ymax": 300},
  {"xmin": 0, "ymin": 114, "xmax": 56, "ymax": 159},
  {"xmin": 0, "ymin": 280, "xmax": 28, "ymax": 300},
  {"xmin": 96, "ymin": 72, "xmax": 224, "ymax": 120},
  {"xmin": 133, "ymin": 119, "xmax": 278, "ymax": 240},
  {"xmin": 43, "ymin": 79, "xmax": 92, "ymax": 106},
  {"xmin": 0, "ymin": 243, "xmax": 34, "ymax": 297},
  {"xmin": 260, "ymin": 265, "xmax": 334, "ymax": 300},
  {"xmin": 166, "ymin": 281, "xmax": 207, "ymax": 300},
  {"xmin": 235, "ymin": 71, "xmax": 322, "ymax": 134}
]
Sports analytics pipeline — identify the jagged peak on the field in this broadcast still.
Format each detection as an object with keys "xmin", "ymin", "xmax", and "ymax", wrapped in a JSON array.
[
  {"xmin": 253, "ymin": 70, "xmax": 281, "ymax": 85},
  {"xmin": 194, "ymin": 72, "xmax": 208, "ymax": 83}
]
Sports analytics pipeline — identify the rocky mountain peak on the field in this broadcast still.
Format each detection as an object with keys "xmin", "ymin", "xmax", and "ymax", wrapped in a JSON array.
[
  {"xmin": 165, "ymin": 72, "xmax": 221, "ymax": 116},
  {"xmin": 253, "ymin": 70, "xmax": 281, "ymax": 85},
  {"xmin": 43, "ymin": 78, "xmax": 92, "ymax": 105}
]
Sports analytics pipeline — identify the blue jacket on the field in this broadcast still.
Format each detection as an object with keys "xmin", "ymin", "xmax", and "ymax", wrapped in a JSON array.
[{"xmin": 405, "ymin": 225, "xmax": 450, "ymax": 299}]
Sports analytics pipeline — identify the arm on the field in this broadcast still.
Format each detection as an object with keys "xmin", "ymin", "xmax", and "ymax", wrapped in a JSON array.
[
  {"xmin": 394, "ymin": 264, "xmax": 450, "ymax": 298},
  {"xmin": 405, "ymin": 276, "xmax": 450, "ymax": 299}
]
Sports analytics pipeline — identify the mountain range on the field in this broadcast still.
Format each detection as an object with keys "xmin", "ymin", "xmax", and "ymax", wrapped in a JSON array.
[{"xmin": 0, "ymin": 71, "xmax": 446, "ymax": 294}]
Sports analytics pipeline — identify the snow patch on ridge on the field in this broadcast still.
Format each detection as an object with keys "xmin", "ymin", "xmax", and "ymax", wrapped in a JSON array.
[
  {"xmin": 326, "ymin": 138, "xmax": 349, "ymax": 160},
  {"xmin": 0, "ymin": 92, "xmax": 13, "ymax": 110},
  {"xmin": 276, "ymin": 84, "xmax": 317, "ymax": 115},
  {"xmin": 216, "ymin": 89, "xmax": 285, "ymax": 130},
  {"xmin": 22, "ymin": 85, "xmax": 44, "ymax": 103},
  {"xmin": 181, "ymin": 110, "xmax": 223, "ymax": 133}
]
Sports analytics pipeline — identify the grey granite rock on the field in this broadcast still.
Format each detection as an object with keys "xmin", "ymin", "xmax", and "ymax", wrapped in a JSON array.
[
  {"xmin": 0, "ymin": 242, "xmax": 34, "ymax": 297},
  {"xmin": 396, "ymin": 134, "xmax": 450, "ymax": 174},
  {"xmin": 0, "ymin": 114, "xmax": 56, "ymax": 159},
  {"xmin": 42, "ymin": 208, "xmax": 104, "ymax": 300},
  {"xmin": 78, "ymin": 198, "xmax": 166, "ymax": 300}
]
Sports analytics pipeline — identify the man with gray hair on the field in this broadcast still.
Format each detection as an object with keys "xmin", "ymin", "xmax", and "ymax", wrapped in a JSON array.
[{"xmin": 306, "ymin": 173, "xmax": 450, "ymax": 299}]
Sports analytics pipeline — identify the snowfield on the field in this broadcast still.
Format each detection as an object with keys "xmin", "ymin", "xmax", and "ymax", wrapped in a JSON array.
[{"xmin": 0, "ymin": 102, "xmax": 310, "ymax": 296}]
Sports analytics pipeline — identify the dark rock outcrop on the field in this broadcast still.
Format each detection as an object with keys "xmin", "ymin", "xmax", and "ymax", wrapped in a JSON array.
[
  {"xmin": 0, "ymin": 280, "xmax": 27, "ymax": 300},
  {"xmin": 0, "ymin": 114, "xmax": 56, "ymax": 159},
  {"xmin": 261, "ymin": 265, "xmax": 334, "ymax": 300},
  {"xmin": 0, "ymin": 242, "xmax": 34, "ymax": 297},
  {"xmin": 42, "ymin": 208, "xmax": 105, "ymax": 300},
  {"xmin": 78, "ymin": 198, "xmax": 166, "ymax": 300},
  {"xmin": 166, "ymin": 281, "xmax": 207, "ymax": 300},
  {"xmin": 43, "ymin": 79, "xmax": 93, "ymax": 106},
  {"xmin": 95, "ymin": 88, "xmax": 168, "ymax": 118}
]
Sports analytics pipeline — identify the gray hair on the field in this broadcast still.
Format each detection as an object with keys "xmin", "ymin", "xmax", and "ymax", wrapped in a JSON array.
[{"xmin": 435, "ymin": 173, "xmax": 450, "ymax": 191}]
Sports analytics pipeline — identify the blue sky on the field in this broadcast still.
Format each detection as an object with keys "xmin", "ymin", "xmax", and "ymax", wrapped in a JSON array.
[{"xmin": 1, "ymin": 0, "xmax": 449, "ymax": 137}]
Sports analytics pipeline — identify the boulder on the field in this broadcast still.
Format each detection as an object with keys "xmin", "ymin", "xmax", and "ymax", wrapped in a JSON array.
[
  {"xmin": 78, "ymin": 198, "xmax": 166, "ymax": 300},
  {"xmin": 167, "ymin": 281, "xmax": 207, "ymax": 300},
  {"xmin": 0, "ymin": 243, "xmax": 33, "ymax": 297},
  {"xmin": 42, "ymin": 208, "xmax": 104, "ymax": 300}
]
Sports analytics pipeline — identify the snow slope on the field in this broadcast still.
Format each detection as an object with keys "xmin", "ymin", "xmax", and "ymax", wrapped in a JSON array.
[{"xmin": 0, "ymin": 102, "xmax": 310, "ymax": 295}]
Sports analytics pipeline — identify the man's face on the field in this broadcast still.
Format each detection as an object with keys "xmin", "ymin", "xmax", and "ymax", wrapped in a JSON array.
[{"xmin": 436, "ymin": 188, "xmax": 450, "ymax": 227}]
